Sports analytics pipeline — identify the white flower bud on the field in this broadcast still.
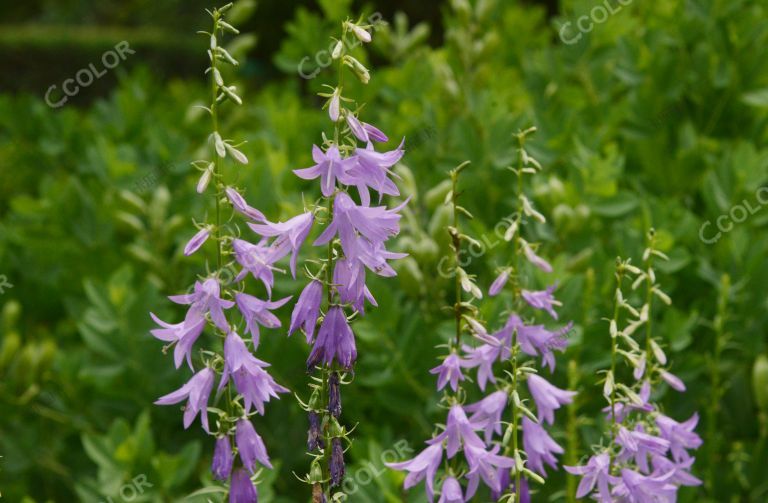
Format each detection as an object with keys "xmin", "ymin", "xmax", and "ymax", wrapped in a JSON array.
[
  {"xmin": 212, "ymin": 132, "xmax": 226, "ymax": 158},
  {"xmin": 350, "ymin": 24, "xmax": 371, "ymax": 43},
  {"xmin": 331, "ymin": 40, "xmax": 343, "ymax": 59},
  {"xmin": 196, "ymin": 165, "xmax": 213, "ymax": 193},
  {"xmin": 651, "ymin": 339, "xmax": 668, "ymax": 365},
  {"xmin": 225, "ymin": 143, "xmax": 248, "ymax": 165}
]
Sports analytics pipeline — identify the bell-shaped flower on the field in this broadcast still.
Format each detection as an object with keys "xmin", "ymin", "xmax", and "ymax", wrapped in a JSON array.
[
  {"xmin": 293, "ymin": 145, "xmax": 354, "ymax": 197},
  {"xmin": 345, "ymin": 140, "xmax": 403, "ymax": 205},
  {"xmin": 438, "ymin": 477, "xmax": 465, "ymax": 503},
  {"xmin": 288, "ymin": 280, "xmax": 323, "ymax": 343},
  {"xmin": 232, "ymin": 238, "xmax": 282, "ymax": 295},
  {"xmin": 650, "ymin": 454, "xmax": 702, "ymax": 487},
  {"xmin": 386, "ymin": 443, "xmax": 443, "ymax": 501},
  {"xmin": 616, "ymin": 425, "xmax": 670, "ymax": 473},
  {"xmin": 184, "ymin": 226, "xmax": 211, "ymax": 256},
  {"xmin": 507, "ymin": 315, "xmax": 571, "ymax": 372},
  {"xmin": 236, "ymin": 418, "xmax": 272, "ymax": 471},
  {"xmin": 465, "ymin": 390, "xmax": 507, "ymax": 443},
  {"xmin": 229, "ymin": 468, "xmax": 258, "ymax": 503},
  {"xmin": 314, "ymin": 192, "xmax": 406, "ymax": 266},
  {"xmin": 226, "ymin": 187, "xmax": 266, "ymax": 222},
  {"xmin": 211, "ymin": 436, "xmax": 233, "ymax": 481},
  {"xmin": 522, "ymin": 416, "xmax": 563, "ymax": 475},
  {"xmin": 660, "ymin": 369, "xmax": 686, "ymax": 392},
  {"xmin": 430, "ymin": 353, "xmax": 469, "ymax": 392},
  {"xmin": 346, "ymin": 114, "xmax": 388, "ymax": 144},
  {"xmin": 169, "ymin": 278, "xmax": 234, "ymax": 332},
  {"xmin": 461, "ymin": 343, "xmax": 501, "ymax": 391},
  {"xmin": 463, "ymin": 444, "xmax": 516, "ymax": 499},
  {"xmin": 427, "ymin": 405, "xmax": 485, "ymax": 459},
  {"xmin": 522, "ymin": 285, "xmax": 560, "ymax": 319},
  {"xmin": 611, "ymin": 469, "xmax": 677, "ymax": 502},
  {"xmin": 526, "ymin": 374, "xmax": 576, "ymax": 425},
  {"xmin": 522, "ymin": 241, "xmax": 553, "ymax": 273},
  {"xmin": 333, "ymin": 257, "xmax": 377, "ymax": 313},
  {"xmin": 154, "ymin": 367, "xmax": 214, "ymax": 432},
  {"xmin": 655, "ymin": 413, "xmax": 702, "ymax": 463},
  {"xmin": 564, "ymin": 452, "xmax": 612, "ymax": 502},
  {"xmin": 149, "ymin": 312, "xmax": 205, "ymax": 369},
  {"xmin": 489, "ymin": 269, "xmax": 510, "ymax": 296},
  {"xmin": 306, "ymin": 306, "xmax": 357, "ymax": 370},
  {"xmin": 235, "ymin": 292, "xmax": 292, "ymax": 348},
  {"xmin": 248, "ymin": 212, "xmax": 313, "ymax": 277},
  {"xmin": 220, "ymin": 332, "xmax": 288, "ymax": 414}
]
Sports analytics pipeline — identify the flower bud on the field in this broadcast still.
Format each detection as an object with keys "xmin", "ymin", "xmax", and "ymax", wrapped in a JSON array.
[
  {"xmin": 344, "ymin": 56, "xmax": 370, "ymax": 84},
  {"xmin": 330, "ymin": 437, "xmax": 345, "ymax": 487},
  {"xmin": 211, "ymin": 436, "xmax": 233, "ymax": 481},
  {"xmin": 309, "ymin": 459, "xmax": 324, "ymax": 484},
  {"xmin": 328, "ymin": 371, "xmax": 342, "ymax": 418},
  {"xmin": 328, "ymin": 89, "xmax": 340, "ymax": 122},
  {"xmin": 196, "ymin": 165, "xmax": 213, "ymax": 193},
  {"xmin": 212, "ymin": 132, "xmax": 226, "ymax": 158},
  {"xmin": 350, "ymin": 24, "xmax": 371, "ymax": 43},
  {"xmin": 307, "ymin": 411, "xmax": 324, "ymax": 451},
  {"xmin": 331, "ymin": 40, "xmax": 343, "ymax": 59}
]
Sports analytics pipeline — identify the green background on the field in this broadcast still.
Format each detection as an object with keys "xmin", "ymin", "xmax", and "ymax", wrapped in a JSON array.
[{"xmin": 1, "ymin": 0, "xmax": 767, "ymax": 501}]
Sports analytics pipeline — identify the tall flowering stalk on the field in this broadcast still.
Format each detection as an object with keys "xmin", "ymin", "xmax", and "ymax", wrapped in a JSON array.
[
  {"xmin": 566, "ymin": 230, "xmax": 703, "ymax": 501},
  {"xmin": 150, "ymin": 4, "xmax": 290, "ymax": 502},
  {"xmin": 387, "ymin": 128, "xmax": 575, "ymax": 502},
  {"xmin": 286, "ymin": 18, "xmax": 407, "ymax": 502}
]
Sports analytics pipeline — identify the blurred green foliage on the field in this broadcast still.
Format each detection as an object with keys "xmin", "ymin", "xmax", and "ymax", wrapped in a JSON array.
[{"xmin": 1, "ymin": 0, "xmax": 767, "ymax": 501}]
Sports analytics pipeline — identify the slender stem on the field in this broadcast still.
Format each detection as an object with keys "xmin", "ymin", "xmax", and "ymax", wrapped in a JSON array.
[
  {"xmin": 451, "ymin": 172, "xmax": 462, "ymax": 349},
  {"xmin": 644, "ymin": 239, "xmax": 655, "ymax": 362},
  {"xmin": 510, "ymin": 332, "xmax": 521, "ymax": 499},
  {"xmin": 512, "ymin": 135, "xmax": 524, "ymax": 301},
  {"xmin": 608, "ymin": 268, "xmax": 624, "ymax": 470},
  {"xmin": 511, "ymin": 134, "xmax": 525, "ymax": 501},
  {"xmin": 707, "ymin": 273, "xmax": 729, "ymax": 494},
  {"xmin": 317, "ymin": 24, "xmax": 347, "ymax": 497},
  {"xmin": 210, "ymin": 13, "xmax": 222, "ymax": 272}
]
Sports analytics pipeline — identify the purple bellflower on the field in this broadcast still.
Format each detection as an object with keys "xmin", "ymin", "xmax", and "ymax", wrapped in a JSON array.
[
  {"xmin": 288, "ymin": 279, "xmax": 323, "ymax": 343},
  {"xmin": 149, "ymin": 313, "xmax": 205, "ymax": 369},
  {"xmin": 385, "ymin": 443, "xmax": 443, "ymax": 501},
  {"xmin": 155, "ymin": 367, "xmax": 214, "ymax": 432},
  {"xmin": 220, "ymin": 332, "xmax": 288, "ymax": 414},
  {"xmin": 306, "ymin": 306, "xmax": 357, "ymax": 370},
  {"xmin": 229, "ymin": 468, "xmax": 258, "ymax": 503},
  {"xmin": 226, "ymin": 187, "xmax": 266, "ymax": 222},
  {"xmin": 212, "ymin": 436, "xmax": 234, "ymax": 481},
  {"xmin": 184, "ymin": 226, "xmax": 212, "ymax": 256},
  {"xmin": 465, "ymin": 390, "xmax": 507, "ymax": 443},
  {"xmin": 438, "ymin": 477, "xmax": 464, "ymax": 503},
  {"xmin": 526, "ymin": 373, "xmax": 576, "ymax": 425},
  {"xmin": 236, "ymin": 418, "xmax": 272, "ymax": 472},
  {"xmin": 430, "ymin": 353, "xmax": 469, "ymax": 392},
  {"xmin": 235, "ymin": 292, "xmax": 291, "ymax": 348},
  {"xmin": 521, "ymin": 284, "xmax": 560, "ymax": 319},
  {"xmin": 522, "ymin": 416, "xmax": 564, "ymax": 475},
  {"xmin": 247, "ymin": 212, "xmax": 313, "ymax": 277},
  {"xmin": 565, "ymin": 453, "xmax": 612, "ymax": 502},
  {"xmin": 293, "ymin": 145, "xmax": 353, "ymax": 197},
  {"xmin": 169, "ymin": 278, "xmax": 234, "ymax": 332}
]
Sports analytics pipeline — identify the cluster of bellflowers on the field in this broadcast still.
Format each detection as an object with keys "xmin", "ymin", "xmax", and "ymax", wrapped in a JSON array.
[
  {"xmin": 280, "ymin": 18, "xmax": 407, "ymax": 503},
  {"xmin": 150, "ymin": 8, "xmax": 404, "ymax": 503},
  {"xmin": 387, "ymin": 129, "xmax": 575, "ymax": 502},
  {"xmin": 565, "ymin": 230, "xmax": 703, "ymax": 502},
  {"xmin": 150, "ymin": 5, "xmax": 289, "ymax": 502}
]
